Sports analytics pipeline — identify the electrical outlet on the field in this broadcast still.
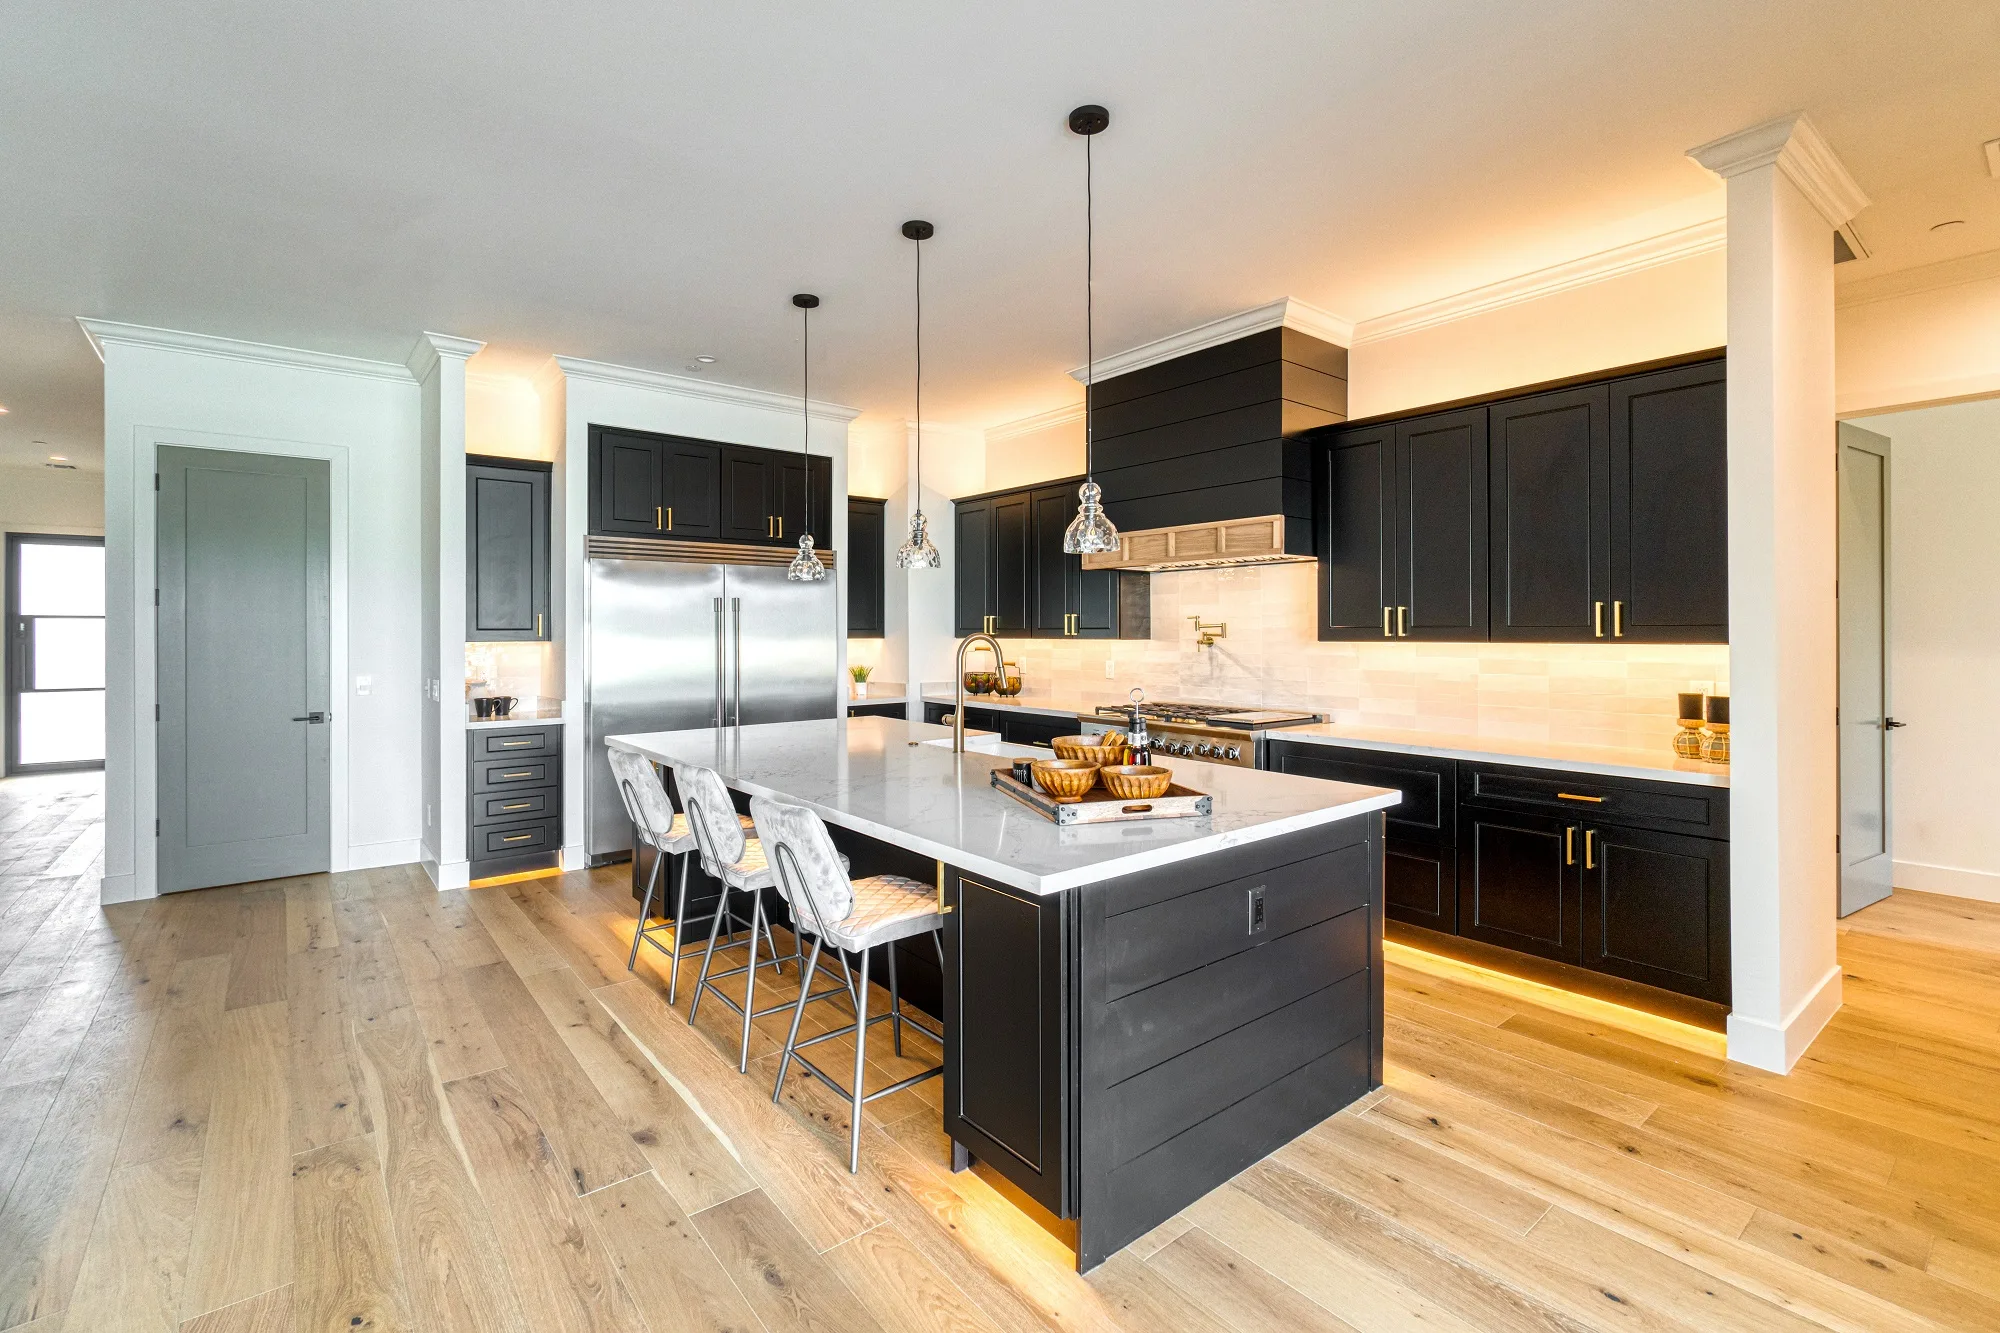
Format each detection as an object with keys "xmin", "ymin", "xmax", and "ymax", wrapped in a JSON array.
[
  {"xmin": 354, "ymin": 675, "xmax": 372, "ymax": 696},
  {"xmin": 1104, "ymin": 658, "xmax": 1115, "ymax": 679},
  {"xmin": 1247, "ymin": 885, "xmax": 1266, "ymax": 935}
]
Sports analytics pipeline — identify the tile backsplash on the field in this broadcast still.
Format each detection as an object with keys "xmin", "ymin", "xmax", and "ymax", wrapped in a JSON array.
[
  {"xmin": 978, "ymin": 563, "xmax": 1728, "ymax": 752},
  {"xmin": 465, "ymin": 640, "xmax": 557, "ymax": 705}
]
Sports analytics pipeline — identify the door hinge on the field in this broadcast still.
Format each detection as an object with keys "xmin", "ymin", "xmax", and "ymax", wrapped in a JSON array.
[
  {"xmin": 154, "ymin": 819, "xmax": 160, "ymax": 836},
  {"xmin": 1836, "ymin": 833, "xmax": 1841, "ymax": 853},
  {"xmin": 154, "ymin": 473, "xmax": 160, "ymax": 491},
  {"xmin": 154, "ymin": 703, "xmax": 160, "ymax": 721},
  {"xmin": 154, "ymin": 588, "xmax": 159, "ymax": 607}
]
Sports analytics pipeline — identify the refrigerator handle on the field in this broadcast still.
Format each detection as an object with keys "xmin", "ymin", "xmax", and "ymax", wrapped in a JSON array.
[
  {"xmin": 731, "ymin": 597, "xmax": 743, "ymax": 726},
  {"xmin": 714, "ymin": 597, "xmax": 726, "ymax": 729}
]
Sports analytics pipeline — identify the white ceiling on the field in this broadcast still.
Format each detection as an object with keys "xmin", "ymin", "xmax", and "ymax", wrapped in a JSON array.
[{"xmin": 4, "ymin": 0, "xmax": 1997, "ymax": 471}]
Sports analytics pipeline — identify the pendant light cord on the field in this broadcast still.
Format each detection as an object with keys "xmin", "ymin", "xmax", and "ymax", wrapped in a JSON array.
[
  {"xmin": 801, "ymin": 304, "xmax": 810, "ymax": 460},
  {"xmin": 1085, "ymin": 131, "xmax": 1094, "ymax": 481},
  {"xmin": 914, "ymin": 235, "xmax": 923, "ymax": 505}
]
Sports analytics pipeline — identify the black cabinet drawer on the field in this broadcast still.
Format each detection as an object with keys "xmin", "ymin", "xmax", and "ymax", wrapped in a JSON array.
[
  {"xmin": 473, "ymin": 755, "xmax": 560, "ymax": 792},
  {"xmin": 1458, "ymin": 762, "xmax": 1727, "ymax": 839},
  {"xmin": 472, "ymin": 787, "xmax": 557, "ymax": 826},
  {"xmin": 1267, "ymin": 741, "xmax": 1453, "ymax": 838},
  {"xmin": 846, "ymin": 701, "xmax": 907, "ymax": 719},
  {"xmin": 476, "ymin": 725, "xmax": 559, "ymax": 756},
  {"xmin": 473, "ymin": 818, "xmax": 560, "ymax": 860},
  {"xmin": 1001, "ymin": 713, "xmax": 1076, "ymax": 750}
]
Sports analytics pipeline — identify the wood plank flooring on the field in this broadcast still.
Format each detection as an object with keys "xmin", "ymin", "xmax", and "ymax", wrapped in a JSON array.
[{"xmin": 4, "ymin": 769, "xmax": 2000, "ymax": 1330}]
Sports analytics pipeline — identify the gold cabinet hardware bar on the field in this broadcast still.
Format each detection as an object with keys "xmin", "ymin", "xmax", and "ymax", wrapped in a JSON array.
[
  {"xmin": 655, "ymin": 506, "xmax": 662, "ymax": 530},
  {"xmin": 1584, "ymin": 829, "xmax": 1597, "ymax": 869},
  {"xmin": 1565, "ymin": 826, "xmax": 1575, "ymax": 865},
  {"xmin": 500, "ymin": 771, "xmax": 531, "ymax": 779},
  {"xmin": 499, "ymin": 739, "xmax": 531, "ymax": 747},
  {"xmin": 1383, "ymin": 607, "xmax": 1393, "ymax": 637},
  {"xmin": 1397, "ymin": 605, "xmax": 1408, "ymax": 637},
  {"xmin": 501, "ymin": 802, "xmax": 532, "ymax": 811},
  {"xmin": 665, "ymin": 507, "xmax": 672, "ymax": 531},
  {"xmin": 1613, "ymin": 599, "xmax": 1625, "ymax": 637},
  {"xmin": 1557, "ymin": 792, "xmax": 1605, "ymax": 802},
  {"xmin": 1593, "ymin": 601, "xmax": 1605, "ymax": 637}
]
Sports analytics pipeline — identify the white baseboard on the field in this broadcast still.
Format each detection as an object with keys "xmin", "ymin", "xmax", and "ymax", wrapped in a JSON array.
[
  {"xmin": 1895, "ymin": 859, "xmax": 2000, "ymax": 904},
  {"xmin": 561, "ymin": 842, "xmax": 590, "ymax": 873},
  {"xmin": 1727, "ymin": 963, "xmax": 1844, "ymax": 1073},
  {"xmin": 100, "ymin": 872, "xmax": 141, "ymax": 905},
  {"xmin": 346, "ymin": 838, "xmax": 424, "ymax": 871},
  {"xmin": 434, "ymin": 859, "xmax": 470, "ymax": 891}
]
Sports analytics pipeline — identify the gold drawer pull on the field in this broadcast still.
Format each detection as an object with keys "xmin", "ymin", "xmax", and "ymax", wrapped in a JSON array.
[
  {"xmin": 500, "ymin": 770, "xmax": 533, "ymax": 780},
  {"xmin": 501, "ymin": 833, "xmax": 534, "ymax": 843},
  {"xmin": 501, "ymin": 802, "xmax": 533, "ymax": 811},
  {"xmin": 1565, "ymin": 826, "xmax": 1575, "ymax": 865},
  {"xmin": 1556, "ymin": 792, "xmax": 1604, "ymax": 803},
  {"xmin": 499, "ymin": 739, "xmax": 532, "ymax": 747}
]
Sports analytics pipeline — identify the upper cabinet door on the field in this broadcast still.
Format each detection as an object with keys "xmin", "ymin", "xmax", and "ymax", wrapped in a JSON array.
[
  {"xmin": 1488, "ymin": 385, "xmax": 1611, "ymax": 642},
  {"xmin": 1609, "ymin": 361, "xmax": 1728, "ymax": 643},
  {"xmin": 846, "ymin": 497, "xmax": 886, "ymax": 638},
  {"xmin": 467, "ymin": 461, "xmax": 549, "ymax": 641},
  {"xmin": 594, "ymin": 432, "xmax": 666, "ymax": 534},
  {"xmin": 990, "ymin": 493, "xmax": 1033, "ymax": 633},
  {"xmin": 719, "ymin": 445, "xmax": 778, "ymax": 544},
  {"xmin": 1317, "ymin": 424, "xmax": 1398, "ymax": 640},
  {"xmin": 1028, "ymin": 485, "xmax": 1078, "ymax": 637},
  {"xmin": 1395, "ymin": 408, "xmax": 1488, "ymax": 640},
  {"xmin": 954, "ymin": 498, "xmax": 994, "ymax": 637},
  {"xmin": 658, "ymin": 438, "xmax": 720, "ymax": 540},
  {"xmin": 773, "ymin": 455, "xmax": 834, "ymax": 549}
]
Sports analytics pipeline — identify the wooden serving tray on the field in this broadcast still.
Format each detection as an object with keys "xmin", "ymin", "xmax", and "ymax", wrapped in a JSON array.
[{"xmin": 989, "ymin": 766, "xmax": 1212, "ymax": 825}]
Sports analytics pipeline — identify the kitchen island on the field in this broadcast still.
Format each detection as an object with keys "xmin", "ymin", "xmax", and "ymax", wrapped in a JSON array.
[{"xmin": 608, "ymin": 715, "xmax": 1397, "ymax": 1271}]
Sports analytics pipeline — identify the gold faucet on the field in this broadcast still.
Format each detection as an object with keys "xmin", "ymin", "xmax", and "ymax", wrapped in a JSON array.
[
  {"xmin": 1189, "ymin": 616, "xmax": 1227, "ymax": 649},
  {"xmin": 952, "ymin": 632, "xmax": 1005, "ymax": 753}
]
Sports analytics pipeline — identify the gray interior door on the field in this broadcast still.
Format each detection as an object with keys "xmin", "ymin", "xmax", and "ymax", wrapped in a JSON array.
[
  {"xmin": 1837, "ymin": 423, "xmax": 1895, "ymax": 917},
  {"xmin": 158, "ymin": 447, "xmax": 331, "ymax": 892}
]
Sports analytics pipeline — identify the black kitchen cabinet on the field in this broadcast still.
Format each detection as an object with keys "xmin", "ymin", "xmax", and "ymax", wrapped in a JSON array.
[
  {"xmin": 590, "ymin": 427, "xmax": 723, "ymax": 539},
  {"xmin": 992, "ymin": 493, "xmax": 1032, "ymax": 633},
  {"xmin": 846, "ymin": 497, "xmax": 886, "ymax": 638},
  {"xmin": 952, "ymin": 487, "xmax": 1037, "ymax": 637},
  {"xmin": 1266, "ymin": 738, "xmax": 1729, "ymax": 1008},
  {"xmin": 468, "ymin": 723, "xmax": 563, "ymax": 876},
  {"xmin": 778, "ymin": 455, "xmax": 833, "ymax": 549},
  {"xmin": 1610, "ymin": 362, "xmax": 1729, "ymax": 642},
  {"xmin": 954, "ymin": 498, "xmax": 994, "ymax": 637},
  {"xmin": 1316, "ymin": 425, "xmax": 1396, "ymax": 638},
  {"xmin": 955, "ymin": 477, "xmax": 1149, "ymax": 641},
  {"xmin": 659, "ymin": 437, "xmax": 722, "ymax": 540},
  {"xmin": 1030, "ymin": 485, "xmax": 1076, "ymax": 637},
  {"xmin": 719, "ymin": 445, "xmax": 778, "ymax": 544},
  {"xmin": 1488, "ymin": 385, "xmax": 1611, "ymax": 642},
  {"xmin": 466, "ymin": 456, "xmax": 550, "ymax": 642}
]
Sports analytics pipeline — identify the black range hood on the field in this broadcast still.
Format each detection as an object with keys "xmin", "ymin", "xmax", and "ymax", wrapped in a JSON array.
[{"xmin": 1084, "ymin": 323, "xmax": 1348, "ymax": 568}]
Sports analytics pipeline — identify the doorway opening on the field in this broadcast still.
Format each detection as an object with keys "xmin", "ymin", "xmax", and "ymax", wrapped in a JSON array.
[{"xmin": 5, "ymin": 534, "xmax": 106, "ymax": 775}]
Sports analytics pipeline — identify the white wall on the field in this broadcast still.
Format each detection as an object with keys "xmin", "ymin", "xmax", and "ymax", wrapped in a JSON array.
[
  {"xmin": 1838, "ymin": 259, "xmax": 2000, "ymax": 417},
  {"xmin": 93, "ymin": 326, "xmax": 423, "ymax": 902},
  {"xmin": 1851, "ymin": 397, "xmax": 2000, "ymax": 902},
  {"xmin": 0, "ymin": 463, "xmax": 106, "ymax": 768},
  {"xmin": 549, "ymin": 357, "xmax": 856, "ymax": 870}
]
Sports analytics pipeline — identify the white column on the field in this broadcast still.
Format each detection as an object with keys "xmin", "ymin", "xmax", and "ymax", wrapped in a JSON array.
[
  {"xmin": 1689, "ymin": 115, "xmax": 1868, "ymax": 1071},
  {"xmin": 409, "ymin": 332, "xmax": 484, "ymax": 890}
]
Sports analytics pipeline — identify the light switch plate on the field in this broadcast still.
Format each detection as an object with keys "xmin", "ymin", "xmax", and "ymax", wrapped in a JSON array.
[
  {"xmin": 1104, "ymin": 659, "xmax": 1115, "ymax": 678},
  {"xmin": 354, "ymin": 675, "xmax": 372, "ymax": 695}
]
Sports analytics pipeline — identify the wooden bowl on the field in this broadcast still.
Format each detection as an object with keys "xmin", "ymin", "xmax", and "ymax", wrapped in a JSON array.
[
  {"xmin": 1051, "ymin": 734, "xmax": 1130, "ymax": 766},
  {"xmin": 1099, "ymin": 764, "xmax": 1172, "ymax": 800},
  {"xmin": 1031, "ymin": 759, "xmax": 1099, "ymax": 803}
]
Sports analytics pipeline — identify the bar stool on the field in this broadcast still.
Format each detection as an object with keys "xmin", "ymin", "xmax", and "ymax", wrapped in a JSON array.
[
  {"xmin": 679, "ymin": 763, "xmax": 846, "ymax": 1073},
  {"xmin": 606, "ymin": 746, "xmax": 758, "ymax": 1006},
  {"xmin": 751, "ymin": 795, "xmax": 945, "ymax": 1173}
]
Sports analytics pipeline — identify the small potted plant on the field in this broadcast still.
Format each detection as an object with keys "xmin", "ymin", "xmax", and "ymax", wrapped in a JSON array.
[{"xmin": 849, "ymin": 664, "xmax": 872, "ymax": 699}]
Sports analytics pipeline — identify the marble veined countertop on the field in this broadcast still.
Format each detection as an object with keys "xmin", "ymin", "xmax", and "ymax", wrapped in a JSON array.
[
  {"xmin": 919, "ymin": 691, "xmax": 1098, "ymax": 721},
  {"xmin": 1271, "ymin": 724, "xmax": 1730, "ymax": 788},
  {"xmin": 606, "ymin": 716, "xmax": 1398, "ymax": 895}
]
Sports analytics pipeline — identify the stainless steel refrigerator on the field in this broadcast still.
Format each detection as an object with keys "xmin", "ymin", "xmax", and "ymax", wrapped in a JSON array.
[{"xmin": 585, "ymin": 552, "xmax": 838, "ymax": 862}]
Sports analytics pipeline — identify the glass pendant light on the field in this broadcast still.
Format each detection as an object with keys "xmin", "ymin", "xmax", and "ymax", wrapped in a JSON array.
[
  {"xmin": 1063, "ymin": 104, "xmax": 1120, "ymax": 556},
  {"xmin": 785, "ymin": 292, "xmax": 828, "ymax": 582},
  {"xmin": 896, "ymin": 219, "xmax": 942, "ymax": 569}
]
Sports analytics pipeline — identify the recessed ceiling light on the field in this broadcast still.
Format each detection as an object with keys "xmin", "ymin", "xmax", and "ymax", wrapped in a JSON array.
[
  {"xmin": 694, "ymin": 355, "xmax": 717, "ymax": 364},
  {"xmin": 47, "ymin": 454, "xmax": 67, "ymax": 462},
  {"xmin": 0, "ymin": 404, "xmax": 9, "ymax": 413},
  {"xmin": 1931, "ymin": 219, "xmax": 1968, "ymax": 232}
]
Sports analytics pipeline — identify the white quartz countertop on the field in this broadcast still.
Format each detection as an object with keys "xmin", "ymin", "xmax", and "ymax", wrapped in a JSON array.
[
  {"xmin": 466, "ymin": 706, "xmax": 565, "ymax": 730},
  {"xmin": 1269, "ymin": 724, "xmax": 1730, "ymax": 788},
  {"xmin": 606, "ymin": 716, "xmax": 1398, "ymax": 895},
  {"xmin": 919, "ymin": 692, "xmax": 1098, "ymax": 722}
]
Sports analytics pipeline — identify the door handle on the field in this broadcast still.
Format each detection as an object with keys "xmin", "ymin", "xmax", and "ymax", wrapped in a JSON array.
[
  {"xmin": 1565, "ymin": 826, "xmax": 1575, "ymax": 866},
  {"xmin": 1584, "ymin": 829, "xmax": 1597, "ymax": 870},
  {"xmin": 1397, "ymin": 606, "xmax": 1408, "ymax": 637},
  {"xmin": 655, "ymin": 506, "xmax": 663, "ymax": 530},
  {"xmin": 1883, "ymin": 718, "xmax": 1907, "ymax": 730},
  {"xmin": 665, "ymin": 507, "xmax": 673, "ymax": 531},
  {"xmin": 1613, "ymin": 600, "xmax": 1625, "ymax": 637},
  {"xmin": 715, "ymin": 596, "xmax": 726, "ymax": 728},
  {"xmin": 731, "ymin": 597, "xmax": 742, "ymax": 726},
  {"xmin": 290, "ymin": 712, "xmax": 327, "ymax": 724},
  {"xmin": 1383, "ymin": 607, "xmax": 1393, "ymax": 638},
  {"xmin": 1593, "ymin": 601, "xmax": 1605, "ymax": 638},
  {"xmin": 775, "ymin": 516, "xmax": 782, "ymax": 539}
]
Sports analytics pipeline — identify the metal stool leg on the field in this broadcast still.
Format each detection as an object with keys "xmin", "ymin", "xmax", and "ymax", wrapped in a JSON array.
[
  {"xmin": 773, "ymin": 937, "xmax": 823, "ymax": 1100},
  {"xmin": 666, "ymin": 851, "xmax": 693, "ymax": 1006},
  {"xmin": 886, "ymin": 945, "xmax": 903, "ymax": 1056},
  {"xmin": 738, "ymin": 893, "xmax": 766, "ymax": 1073},
  {"xmin": 850, "ymin": 947, "xmax": 870, "ymax": 1174},
  {"xmin": 627, "ymin": 840, "xmax": 665, "ymax": 972},
  {"xmin": 687, "ymin": 881, "xmax": 734, "ymax": 1025}
]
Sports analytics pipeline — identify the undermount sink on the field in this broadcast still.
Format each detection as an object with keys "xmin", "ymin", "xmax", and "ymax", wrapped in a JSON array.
[{"xmin": 920, "ymin": 731, "xmax": 1013, "ymax": 754}]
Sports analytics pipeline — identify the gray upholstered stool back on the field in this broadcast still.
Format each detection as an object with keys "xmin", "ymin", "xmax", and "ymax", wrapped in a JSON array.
[
  {"xmin": 607, "ymin": 747, "xmax": 679, "ymax": 850},
  {"xmin": 672, "ymin": 762, "xmax": 746, "ymax": 876},
  {"xmin": 749, "ymin": 796, "xmax": 853, "ymax": 935}
]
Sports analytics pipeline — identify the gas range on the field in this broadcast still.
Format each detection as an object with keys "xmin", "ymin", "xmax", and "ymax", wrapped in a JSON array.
[{"xmin": 1080, "ymin": 700, "xmax": 1321, "ymax": 768}]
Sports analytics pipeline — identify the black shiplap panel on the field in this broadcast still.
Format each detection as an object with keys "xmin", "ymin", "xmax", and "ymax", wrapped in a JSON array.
[
  {"xmin": 1090, "ymin": 364, "xmax": 1284, "ymax": 440},
  {"xmin": 1280, "ymin": 362, "xmax": 1349, "ymax": 414},
  {"xmin": 1091, "ymin": 402, "xmax": 1279, "ymax": 471},
  {"xmin": 1104, "ymin": 972, "xmax": 1368, "ymax": 1167},
  {"xmin": 1282, "ymin": 400, "xmax": 1346, "ymax": 437},
  {"xmin": 1280, "ymin": 327, "xmax": 1352, "ymax": 380},
  {"xmin": 1093, "ymin": 439, "xmax": 1290, "ymax": 501},
  {"xmin": 1100, "ymin": 908, "xmax": 1369, "ymax": 1084},
  {"xmin": 1103, "ymin": 842, "xmax": 1369, "ymax": 1000},
  {"xmin": 1089, "ymin": 328, "xmax": 1285, "ymax": 410}
]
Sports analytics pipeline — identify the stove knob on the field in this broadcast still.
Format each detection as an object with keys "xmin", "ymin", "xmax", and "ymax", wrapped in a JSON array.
[
  {"xmin": 1174, "ymin": 741, "xmax": 1193, "ymax": 756},
  {"xmin": 1194, "ymin": 742, "xmax": 1213, "ymax": 757},
  {"xmin": 1224, "ymin": 745, "xmax": 1242, "ymax": 762}
]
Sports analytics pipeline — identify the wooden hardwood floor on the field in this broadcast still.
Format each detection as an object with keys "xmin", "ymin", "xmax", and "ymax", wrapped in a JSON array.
[{"xmin": 4, "ymin": 770, "xmax": 2000, "ymax": 1331}]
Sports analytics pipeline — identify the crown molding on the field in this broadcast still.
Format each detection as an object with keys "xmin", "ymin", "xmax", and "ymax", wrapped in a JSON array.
[
  {"xmin": 1688, "ymin": 113, "xmax": 1869, "ymax": 227},
  {"xmin": 1835, "ymin": 245, "xmax": 2000, "ymax": 309},
  {"xmin": 984, "ymin": 403, "xmax": 1084, "ymax": 443},
  {"xmin": 1066, "ymin": 297, "xmax": 1356, "ymax": 384},
  {"xmin": 1350, "ymin": 218, "xmax": 1727, "ymax": 345},
  {"xmin": 405, "ymin": 331, "xmax": 485, "ymax": 380},
  {"xmin": 550, "ymin": 354, "xmax": 861, "ymax": 422},
  {"xmin": 76, "ymin": 318, "xmax": 415, "ymax": 382}
]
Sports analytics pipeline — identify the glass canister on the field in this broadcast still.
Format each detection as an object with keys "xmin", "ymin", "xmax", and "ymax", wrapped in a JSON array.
[
  {"xmin": 994, "ymin": 662, "xmax": 1023, "ymax": 696},
  {"xmin": 1674, "ymin": 693, "xmax": 1707, "ymax": 759},
  {"xmin": 1701, "ymin": 694, "xmax": 1730, "ymax": 764}
]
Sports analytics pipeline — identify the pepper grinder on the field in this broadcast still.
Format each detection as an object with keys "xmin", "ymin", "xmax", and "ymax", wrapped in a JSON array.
[
  {"xmin": 1702, "ymin": 694, "xmax": 1730, "ymax": 765},
  {"xmin": 1125, "ymin": 687, "xmax": 1153, "ymax": 766},
  {"xmin": 1674, "ymin": 693, "xmax": 1707, "ymax": 759}
]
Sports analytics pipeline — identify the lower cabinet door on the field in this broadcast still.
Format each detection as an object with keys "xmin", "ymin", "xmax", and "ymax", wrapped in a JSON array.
[
  {"xmin": 1385, "ymin": 837, "xmax": 1456, "ymax": 933},
  {"xmin": 1456, "ymin": 807, "xmax": 1579, "ymax": 964},
  {"xmin": 1001, "ymin": 713, "xmax": 1072, "ymax": 751},
  {"xmin": 1581, "ymin": 824, "xmax": 1730, "ymax": 1003}
]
